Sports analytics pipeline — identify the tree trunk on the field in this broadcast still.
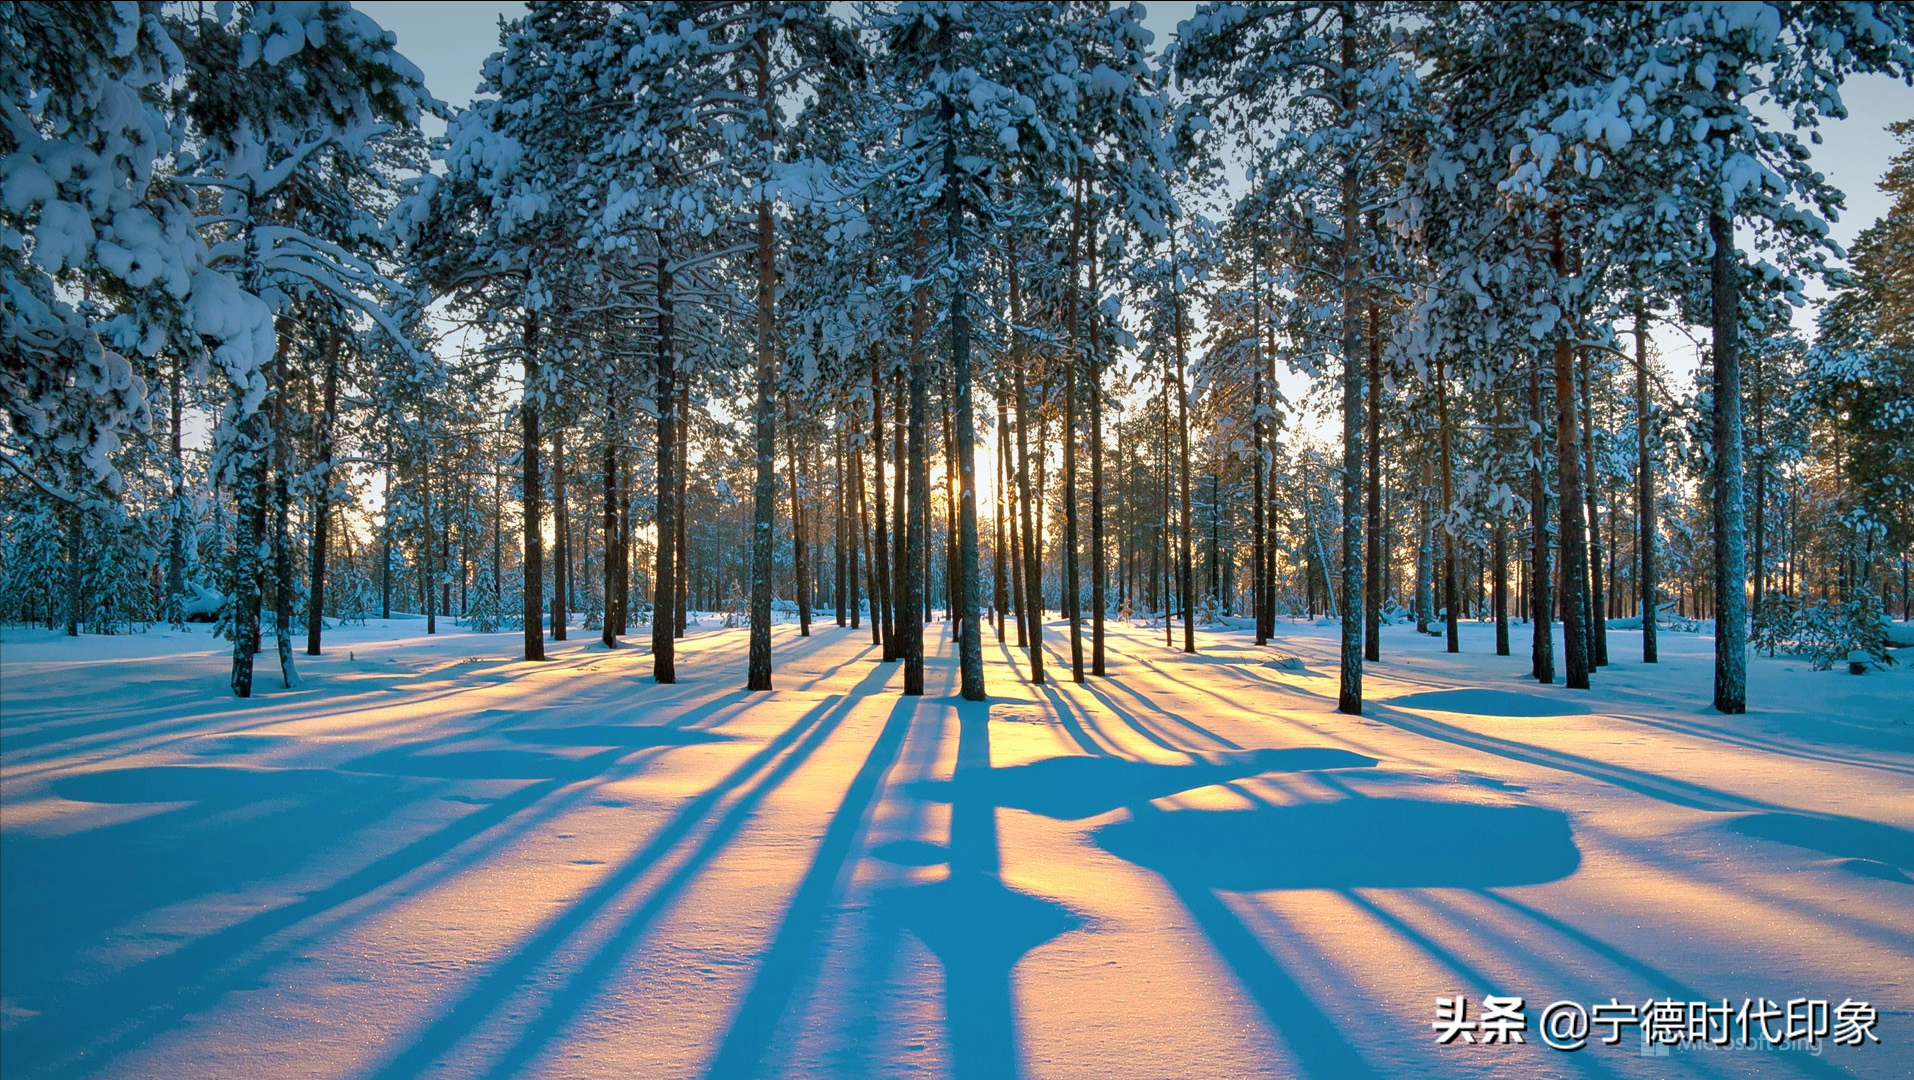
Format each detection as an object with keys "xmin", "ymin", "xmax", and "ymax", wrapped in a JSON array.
[
  {"xmin": 167, "ymin": 353, "xmax": 186, "ymax": 625},
  {"xmin": 603, "ymin": 390, "xmax": 623, "ymax": 648},
  {"xmin": 381, "ymin": 463, "xmax": 392, "ymax": 620},
  {"xmin": 1530, "ymin": 357, "xmax": 1555, "ymax": 683},
  {"xmin": 675, "ymin": 377, "xmax": 689, "ymax": 638},
  {"xmin": 1012, "ymin": 249, "xmax": 1042, "ymax": 683},
  {"xmin": 1253, "ymin": 303, "xmax": 1269, "ymax": 646},
  {"xmin": 944, "ymin": 100, "xmax": 985, "ymax": 699},
  {"xmin": 787, "ymin": 394, "xmax": 811, "ymax": 637},
  {"xmin": 1549, "ymin": 223, "xmax": 1590, "ymax": 690},
  {"xmin": 1438, "ymin": 354, "xmax": 1459, "ymax": 654},
  {"xmin": 903, "ymin": 305, "xmax": 930, "ymax": 697},
  {"xmin": 1336, "ymin": 2, "xmax": 1364, "ymax": 714},
  {"xmin": 1088, "ymin": 242, "xmax": 1107, "ymax": 678},
  {"xmin": 300, "ymin": 331, "xmax": 338, "ymax": 654},
  {"xmin": 1709, "ymin": 209, "xmax": 1748, "ymax": 713},
  {"xmin": 994, "ymin": 396, "xmax": 1009, "ymax": 642},
  {"xmin": 835, "ymin": 415, "xmax": 847, "ymax": 627},
  {"xmin": 551, "ymin": 426, "xmax": 568, "ymax": 642},
  {"xmin": 746, "ymin": 23, "xmax": 777, "ymax": 693},
  {"xmin": 1580, "ymin": 345, "xmax": 1605, "ymax": 666},
  {"xmin": 652, "ymin": 252, "xmax": 677, "ymax": 674},
  {"xmin": 871, "ymin": 346, "xmax": 894, "ymax": 659},
  {"xmin": 1364, "ymin": 296, "xmax": 1382, "ymax": 660},
  {"xmin": 521, "ymin": 311, "xmax": 545, "ymax": 662},
  {"xmin": 1635, "ymin": 304, "xmax": 1658, "ymax": 662},
  {"xmin": 1168, "ymin": 231, "xmax": 1196, "ymax": 656},
  {"xmin": 1063, "ymin": 174, "xmax": 1086, "ymax": 682}
]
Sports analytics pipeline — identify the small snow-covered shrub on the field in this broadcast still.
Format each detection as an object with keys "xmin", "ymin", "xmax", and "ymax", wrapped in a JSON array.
[
  {"xmin": 1753, "ymin": 592, "xmax": 1799, "ymax": 657},
  {"xmin": 1195, "ymin": 593, "xmax": 1223, "ymax": 626},
  {"xmin": 1842, "ymin": 592, "xmax": 1892, "ymax": 670},
  {"xmin": 1794, "ymin": 600, "xmax": 1846, "ymax": 670}
]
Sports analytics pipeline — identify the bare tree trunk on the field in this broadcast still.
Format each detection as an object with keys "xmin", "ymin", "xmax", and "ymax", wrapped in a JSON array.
[
  {"xmin": 1364, "ymin": 297, "xmax": 1382, "ymax": 660},
  {"xmin": 894, "ymin": 366, "xmax": 907, "ymax": 656},
  {"xmin": 1173, "ymin": 234, "xmax": 1196, "ymax": 657},
  {"xmin": 167, "ymin": 353, "xmax": 186, "ymax": 625},
  {"xmin": 603, "ymin": 390, "xmax": 622, "ymax": 648},
  {"xmin": 903, "ymin": 299, "xmax": 930, "ymax": 697},
  {"xmin": 944, "ymin": 97, "xmax": 985, "ymax": 699},
  {"xmin": 267, "ymin": 312, "xmax": 301, "ymax": 687},
  {"xmin": 551, "ymin": 426, "xmax": 568, "ymax": 642},
  {"xmin": 1550, "ymin": 226, "xmax": 1591, "ymax": 690},
  {"xmin": 1709, "ymin": 209, "xmax": 1748, "ymax": 713},
  {"xmin": 521, "ymin": 311, "xmax": 545, "ymax": 662},
  {"xmin": 1493, "ymin": 385, "xmax": 1510, "ymax": 656},
  {"xmin": 835, "ymin": 415, "xmax": 847, "ymax": 627},
  {"xmin": 1253, "ymin": 310, "xmax": 1268, "ymax": 646},
  {"xmin": 746, "ymin": 22, "xmax": 777, "ymax": 692},
  {"xmin": 1335, "ymin": 1, "xmax": 1364, "ymax": 714},
  {"xmin": 1088, "ymin": 244, "xmax": 1107, "ymax": 678},
  {"xmin": 787, "ymin": 394, "xmax": 811, "ymax": 637},
  {"xmin": 994, "ymin": 395, "xmax": 1009, "ymax": 642},
  {"xmin": 675, "ymin": 377, "xmax": 689, "ymax": 638},
  {"xmin": 1012, "ymin": 249, "xmax": 1042, "ymax": 683},
  {"xmin": 1063, "ymin": 174, "xmax": 1086, "ymax": 682},
  {"xmin": 652, "ymin": 253, "xmax": 677, "ymax": 673},
  {"xmin": 1438, "ymin": 354, "xmax": 1459, "ymax": 654},
  {"xmin": 871, "ymin": 350, "xmax": 894, "ymax": 658},
  {"xmin": 943, "ymin": 385, "xmax": 957, "ymax": 636},
  {"xmin": 306, "ymin": 328, "xmax": 341, "ymax": 654},
  {"xmin": 1530, "ymin": 356, "xmax": 1555, "ymax": 683},
  {"xmin": 1580, "ymin": 345, "xmax": 1606, "ymax": 666}
]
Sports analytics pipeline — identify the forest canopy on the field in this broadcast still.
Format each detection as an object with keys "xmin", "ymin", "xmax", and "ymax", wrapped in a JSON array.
[{"xmin": 3, "ymin": 0, "xmax": 1911, "ymax": 712}]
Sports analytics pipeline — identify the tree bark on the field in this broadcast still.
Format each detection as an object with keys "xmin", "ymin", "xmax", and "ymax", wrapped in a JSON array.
[
  {"xmin": 521, "ymin": 311, "xmax": 545, "ymax": 662},
  {"xmin": 1011, "ymin": 248, "xmax": 1042, "ymax": 682},
  {"xmin": 652, "ymin": 252, "xmax": 677, "ymax": 675},
  {"xmin": 944, "ymin": 94, "xmax": 984, "ymax": 699},
  {"xmin": 835, "ymin": 414, "xmax": 847, "ymax": 627},
  {"xmin": 1438, "ymin": 354, "xmax": 1459, "ymax": 653},
  {"xmin": 903, "ymin": 306, "xmax": 930, "ymax": 696},
  {"xmin": 551, "ymin": 426, "xmax": 568, "ymax": 642},
  {"xmin": 1088, "ymin": 242, "xmax": 1107, "ymax": 678},
  {"xmin": 306, "ymin": 328, "xmax": 341, "ymax": 655},
  {"xmin": 1336, "ymin": 1, "xmax": 1364, "ymax": 714},
  {"xmin": 1530, "ymin": 356, "xmax": 1555, "ymax": 683},
  {"xmin": 1709, "ymin": 209, "xmax": 1748, "ymax": 713},
  {"xmin": 1636, "ymin": 304, "xmax": 1658, "ymax": 663},
  {"xmin": 746, "ymin": 21, "xmax": 777, "ymax": 692},
  {"xmin": 1063, "ymin": 174, "xmax": 1086, "ymax": 682},
  {"xmin": 1172, "ymin": 233, "xmax": 1196, "ymax": 656},
  {"xmin": 1580, "ymin": 345, "xmax": 1606, "ymax": 666},
  {"xmin": 787, "ymin": 394, "xmax": 811, "ymax": 638},
  {"xmin": 1364, "ymin": 296, "xmax": 1382, "ymax": 660},
  {"xmin": 871, "ymin": 347, "xmax": 894, "ymax": 656},
  {"xmin": 1549, "ymin": 223, "xmax": 1590, "ymax": 690}
]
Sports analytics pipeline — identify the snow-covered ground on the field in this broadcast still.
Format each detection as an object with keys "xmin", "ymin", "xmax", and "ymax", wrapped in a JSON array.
[{"xmin": 2, "ymin": 614, "xmax": 1910, "ymax": 1079}]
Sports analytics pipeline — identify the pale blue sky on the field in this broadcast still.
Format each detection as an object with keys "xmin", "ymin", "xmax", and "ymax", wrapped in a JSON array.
[{"xmin": 356, "ymin": 0, "xmax": 1910, "ymax": 251}]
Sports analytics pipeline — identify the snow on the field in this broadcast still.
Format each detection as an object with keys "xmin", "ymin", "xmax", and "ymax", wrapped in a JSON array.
[{"xmin": 3, "ymin": 615, "xmax": 1910, "ymax": 1079}]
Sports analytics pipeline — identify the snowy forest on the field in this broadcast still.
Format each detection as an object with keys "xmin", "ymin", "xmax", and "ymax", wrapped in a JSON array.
[
  {"xmin": 4, "ymin": 3, "xmax": 1914, "ymax": 1079},
  {"xmin": 4, "ymin": 2, "xmax": 1912, "ymax": 708}
]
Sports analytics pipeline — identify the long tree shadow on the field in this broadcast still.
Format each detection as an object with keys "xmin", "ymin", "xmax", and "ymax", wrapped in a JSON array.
[
  {"xmin": 360, "ymin": 662, "xmax": 897, "ymax": 1080},
  {"xmin": 1088, "ymin": 797, "xmax": 1578, "ymax": 1080},
  {"xmin": 875, "ymin": 702, "xmax": 1081, "ymax": 1080},
  {"xmin": 1098, "ymin": 797, "xmax": 1579, "ymax": 890},
  {"xmin": 698, "ymin": 690, "xmax": 919, "ymax": 1079},
  {"xmin": 908, "ymin": 748, "xmax": 1379, "ymax": 822},
  {"xmin": 1, "ymin": 689, "xmax": 759, "ymax": 1080}
]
